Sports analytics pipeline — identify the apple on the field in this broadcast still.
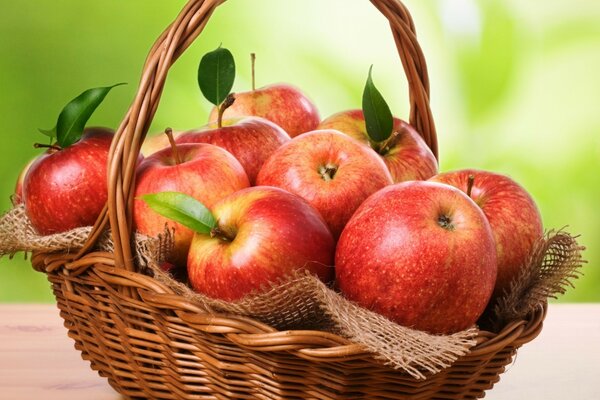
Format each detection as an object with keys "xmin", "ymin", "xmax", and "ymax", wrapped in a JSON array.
[
  {"xmin": 14, "ymin": 158, "xmax": 37, "ymax": 205},
  {"xmin": 318, "ymin": 110, "xmax": 438, "ymax": 182},
  {"xmin": 335, "ymin": 181, "xmax": 497, "ymax": 334},
  {"xmin": 187, "ymin": 186, "xmax": 334, "ymax": 300},
  {"xmin": 256, "ymin": 130, "xmax": 393, "ymax": 238},
  {"xmin": 176, "ymin": 116, "xmax": 290, "ymax": 185},
  {"xmin": 134, "ymin": 142, "xmax": 250, "ymax": 265},
  {"xmin": 429, "ymin": 169, "xmax": 543, "ymax": 297},
  {"xmin": 23, "ymin": 127, "xmax": 114, "ymax": 235},
  {"xmin": 208, "ymin": 84, "xmax": 320, "ymax": 138}
]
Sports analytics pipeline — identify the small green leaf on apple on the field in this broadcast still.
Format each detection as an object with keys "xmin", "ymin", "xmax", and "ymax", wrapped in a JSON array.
[
  {"xmin": 38, "ymin": 126, "xmax": 57, "ymax": 140},
  {"xmin": 198, "ymin": 45, "xmax": 236, "ymax": 107},
  {"xmin": 40, "ymin": 83, "xmax": 126, "ymax": 148},
  {"xmin": 362, "ymin": 65, "xmax": 394, "ymax": 143},
  {"xmin": 140, "ymin": 192, "xmax": 216, "ymax": 235}
]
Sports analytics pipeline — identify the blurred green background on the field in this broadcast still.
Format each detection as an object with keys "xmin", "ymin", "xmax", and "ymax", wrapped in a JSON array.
[{"xmin": 0, "ymin": 0, "xmax": 597, "ymax": 302}]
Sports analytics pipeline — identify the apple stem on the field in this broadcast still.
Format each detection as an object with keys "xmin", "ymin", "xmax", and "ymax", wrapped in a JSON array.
[
  {"xmin": 217, "ymin": 93, "xmax": 236, "ymax": 129},
  {"xmin": 374, "ymin": 130, "xmax": 400, "ymax": 156},
  {"xmin": 467, "ymin": 175, "xmax": 475, "ymax": 198},
  {"xmin": 33, "ymin": 143, "xmax": 62, "ymax": 152},
  {"xmin": 251, "ymin": 53, "xmax": 256, "ymax": 91},
  {"xmin": 164, "ymin": 128, "xmax": 182, "ymax": 165},
  {"xmin": 210, "ymin": 226, "xmax": 234, "ymax": 242}
]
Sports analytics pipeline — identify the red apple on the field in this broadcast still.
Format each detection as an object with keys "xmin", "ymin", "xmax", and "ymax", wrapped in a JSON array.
[
  {"xmin": 429, "ymin": 169, "xmax": 543, "ymax": 297},
  {"xmin": 335, "ymin": 181, "xmax": 497, "ymax": 334},
  {"xmin": 208, "ymin": 84, "xmax": 320, "ymax": 138},
  {"xmin": 176, "ymin": 116, "xmax": 290, "ymax": 185},
  {"xmin": 134, "ymin": 143, "xmax": 249, "ymax": 265},
  {"xmin": 256, "ymin": 130, "xmax": 393, "ymax": 238},
  {"xmin": 319, "ymin": 110, "xmax": 438, "ymax": 183},
  {"xmin": 14, "ymin": 158, "xmax": 37, "ymax": 205},
  {"xmin": 187, "ymin": 186, "xmax": 334, "ymax": 300},
  {"xmin": 23, "ymin": 127, "xmax": 114, "ymax": 235}
]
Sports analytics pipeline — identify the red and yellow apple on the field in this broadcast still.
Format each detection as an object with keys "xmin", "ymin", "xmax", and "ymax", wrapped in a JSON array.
[
  {"xmin": 256, "ymin": 130, "xmax": 393, "ymax": 238},
  {"xmin": 23, "ymin": 127, "xmax": 114, "ymax": 235},
  {"xmin": 335, "ymin": 181, "xmax": 497, "ymax": 334},
  {"xmin": 14, "ymin": 158, "xmax": 37, "ymax": 205},
  {"xmin": 430, "ymin": 169, "xmax": 543, "ymax": 297},
  {"xmin": 319, "ymin": 110, "xmax": 438, "ymax": 182},
  {"xmin": 187, "ymin": 186, "xmax": 335, "ymax": 300},
  {"xmin": 208, "ymin": 84, "xmax": 320, "ymax": 138},
  {"xmin": 134, "ymin": 143, "xmax": 249, "ymax": 265},
  {"xmin": 176, "ymin": 116, "xmax": 290, "ymax": 185}
]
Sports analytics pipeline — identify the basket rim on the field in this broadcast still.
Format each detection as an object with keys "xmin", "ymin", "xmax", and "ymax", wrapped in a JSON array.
[{"xmin": 33, "ymin": 254, "xmax": 547, "ymax": 367}]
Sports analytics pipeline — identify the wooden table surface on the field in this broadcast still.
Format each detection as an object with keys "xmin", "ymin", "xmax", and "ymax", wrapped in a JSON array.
[{"xmin": 0, "ymin": 304, "xmax": 599, "ymax": 400}]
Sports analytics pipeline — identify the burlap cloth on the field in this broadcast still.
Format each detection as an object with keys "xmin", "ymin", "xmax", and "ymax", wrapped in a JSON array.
[{"xmin": 0, "ymin": 204, "xmax": 585, "ymax": 379}]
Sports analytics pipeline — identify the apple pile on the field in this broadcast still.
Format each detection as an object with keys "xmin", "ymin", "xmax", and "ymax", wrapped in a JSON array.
[{"xmin": 17, "ymin": 47, "xmax": 543, "ymax": 335}]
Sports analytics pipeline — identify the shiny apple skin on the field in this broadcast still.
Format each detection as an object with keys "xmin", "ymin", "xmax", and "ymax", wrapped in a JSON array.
[
  {"xmin": 209, "ymin": 84, "xmax": 320, "ymax": 138},
  {"xmin": 187, "ymin": 186, "xmax": 335, "ymax": 301},
  {"xmin": 336, "ymin": 181, "xmax": 497, "ymax": 334},
  {"xmin": 133, "ymin": 143, "xmax": 250, "ymax": 265},
  {"xmin": 430, "ymin": 169, "xmax": 543, "ymax": 298},
  {"xmin": 318, "ymin": 110, "xmax": 438, "ymax": 182},
  {"xmin": 256, "ymin": 130, "xmax": 393, "ymax": 239},
  {"xmin": 176, "ymin": 116, "xmax": 290, "ymax": 185},
  {"xmin": 23, "ymin": 127, "xmax": 114, "ymax": 235}
]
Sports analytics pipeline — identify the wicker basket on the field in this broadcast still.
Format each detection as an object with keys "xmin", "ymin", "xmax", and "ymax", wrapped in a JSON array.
[{"xmin": 30, "ymin": 0, "xmax": 547, "ymax": 399}]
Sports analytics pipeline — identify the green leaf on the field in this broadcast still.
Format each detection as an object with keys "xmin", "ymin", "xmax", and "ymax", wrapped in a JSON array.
[
  {"xmin": 198, "ymin": 46, "xmax": 236, "ymax": 106},
  {"xmin": 54, "ymin": 83, "xmax": 125, "ymax": 148},
  {"xmin": 362, "ymin": 65, "xmax": 394, "ymax": 143},
  {"xmin": 140, "ymin": 192, "xmax": 216, "ymax": 235},
  {"xmin": 38, "ymin": 126, "xmax": 56, "ymax": 139}
]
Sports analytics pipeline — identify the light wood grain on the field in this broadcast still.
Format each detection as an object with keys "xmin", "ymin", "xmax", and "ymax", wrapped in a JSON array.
[
  {"xmin": 0, "ymin": 304, "xmax": 120, "ymax": 400},
  {"xmin": 0, "ymin": 304, "xmax": 599, "ymax": 399}
]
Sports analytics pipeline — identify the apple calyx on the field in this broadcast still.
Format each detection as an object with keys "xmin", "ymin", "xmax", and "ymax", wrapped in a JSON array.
[
  {"xmin": 251, "ymin": 53, "xmax": 256, "ymax": 91},
  {"xmin": 164, "ymin": 128, "xmax": 182, "ymax": 165},
  {"xmin": 467, "ymin": 175, "xmax": 476, "ymax": 198},
  {"xmin": 217, "ymin": 93, "xmax": 236, "ymax": 128},
  {"xmin": 437, "ymin": 214, "xmax": 455, "ymax": 231},
  {"xmin": 318, "ymin": 164, "xmax": 338, "ymax": 181}
]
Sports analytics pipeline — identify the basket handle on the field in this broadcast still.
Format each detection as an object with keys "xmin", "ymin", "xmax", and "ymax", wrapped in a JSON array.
[{"xmin": 87, "ymin": 0, "xmax": 438, "ymax": 271}]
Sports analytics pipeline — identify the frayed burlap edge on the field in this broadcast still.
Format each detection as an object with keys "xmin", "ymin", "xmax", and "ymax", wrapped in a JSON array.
[
  {"xmin": 491, "ymin": 229, "xmax": 586, "ymax": 330},
  {"xmin": 0, "ymin": 204, "xmax": 95, "ymax": 257},
  {"xmin": 0, "ymin": 204, "xmax": 172, "ymax": 270},
  {"xmin": 150, "ymin": 265, "xmax": 478, "ymax": 379}
]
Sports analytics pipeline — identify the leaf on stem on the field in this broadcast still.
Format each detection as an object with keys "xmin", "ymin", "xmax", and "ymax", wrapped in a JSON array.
[
  {"xmin": 362, "ymin": 65, "xmax": 393, "ymax": 143},
  {"xmin": 38, "ymin": 126, "xmax": 57, "ymax": 139},
  {"xmin": 140, "ymin": 192, "xmax": 216, "ymax": 235},
  {"xmin": 40, "ymin": 83, "xmax": 125, "ymax": 148},
  {"xmin": 198, "ymin": 46, "xmax": 236, "ymax": 106}
]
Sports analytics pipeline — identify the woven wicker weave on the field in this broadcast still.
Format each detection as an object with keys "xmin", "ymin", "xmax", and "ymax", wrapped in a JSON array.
[{"xmin": 30, "ymin": 0, "xmax": 546, "ymax": 399}]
